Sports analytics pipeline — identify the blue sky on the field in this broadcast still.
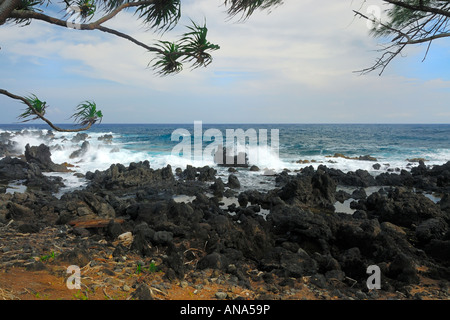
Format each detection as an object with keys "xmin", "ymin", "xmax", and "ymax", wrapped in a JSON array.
[{"xmin": 1, "ymin": 0, "xmax": 450, "ymax": 124}]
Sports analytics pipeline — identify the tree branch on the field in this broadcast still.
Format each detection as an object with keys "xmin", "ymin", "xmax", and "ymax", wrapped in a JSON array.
[
  {"xmin": 0, "ymin": 89, "xmax": 94, "ymax": 132},
  {"xmin": 0, "ymin": 0, "xmax": 20, "ymax": 25},
  {"xmin": 8, "ymin": 8, "xmax": 164, "ymax": 53},
  {"xmin": 353, "ymin": 3, "xmax": 450, "ymax": 75},
  {"xmin": 353, "ymin": 9, "xmax": 411, "ymax": 42},
  {"xmin": 399, "ymin": 31, "xmax": 450, "ymax": 44},
  {"xmin": 72, "ymin": 0, "xmax": 157, "ymax": 28},
  {"xmin": 383, "ymin": 0, "xmax": 450, "ymax": 19},
  {"xmin": 96, "ymin": 25, "xmax": 162, "ymax": 53}
]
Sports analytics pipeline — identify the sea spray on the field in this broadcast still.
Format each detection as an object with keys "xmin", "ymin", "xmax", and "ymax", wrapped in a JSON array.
[{"xmin": 1, "ymin": 123, "xmax": 450, "ymax": 195}]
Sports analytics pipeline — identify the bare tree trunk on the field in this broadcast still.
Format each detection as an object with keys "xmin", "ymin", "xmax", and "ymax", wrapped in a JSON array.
[{"xmin": 0, "ymin": 0, "xmax": 20, "ymax": 25}]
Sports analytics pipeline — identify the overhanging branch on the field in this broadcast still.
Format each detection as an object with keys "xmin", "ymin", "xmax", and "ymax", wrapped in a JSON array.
[
  {"xmin": 0, "ymin": 0, "xmax": 20, "ymax": 25},
  {"xmin": 8, "ymin": 8, "xmax": 163, "ymax": 54},
  {"xmin": 383, "ymin": 0, "xmax": 450, "ymax": 19},
  {"xmin": 0, "ymin": 89, "xmax": 94, "ymax": 132}
]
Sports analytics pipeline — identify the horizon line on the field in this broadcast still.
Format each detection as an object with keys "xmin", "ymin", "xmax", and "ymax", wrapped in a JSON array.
[{"xmin": 1, "ymin": 122, "xmax": 450, "ymax": 126}]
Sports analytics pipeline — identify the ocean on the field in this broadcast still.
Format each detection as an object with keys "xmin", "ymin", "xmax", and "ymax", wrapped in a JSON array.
[{"xmin": 1, "ymin": 123, "xmax": 450, "ymax": 195}]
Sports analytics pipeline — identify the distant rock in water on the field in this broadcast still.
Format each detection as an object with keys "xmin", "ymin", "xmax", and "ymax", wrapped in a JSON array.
[
  {"xmin": 98, "ymin": 134, "xmax": 113, "ymax": 144},
  {"xmin": 0, "ymin": 155, "xmax": 64, "ymax": 192},
  {"xmin": 25, "ymin": 143, "xmax": 70, "ymax": 173},
  {"xmin": 70, "ymin": 141, "xmax": 90, "ymax": 159},
  {"xmin": 327, "ymin": 153, "xmax": 377, "ymax": 162},
  {"xmin": 0, "ymin": 135, "xmax": 18, "ymax": 157},
  {"xmin": 71, "ymin": 133, "xmax": 89, "ymax": 143},
  {"xmin": 214, "ymin": 145, "xmax": 249, "ymax": 168},
  {"xmin": 227, "ymin": 174, "xmax": 241, "ymax": 189}
]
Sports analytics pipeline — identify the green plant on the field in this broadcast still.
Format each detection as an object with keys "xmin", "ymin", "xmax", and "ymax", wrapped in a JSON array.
[
  {"xmin": 73, "ymin": 290, "xmax": 88, "ymax": 300},
  {"xmin": 77, "ymin": 0, "xmax": 97, "ymax": 18},
  {"xmin": 17, "ymin": 94, "xmax": 47, "ymax": 123},
  {"xmin": 136, "ymin": 261, "xmax": 159, "ymax": 275},
  {"xmin": 151, "ymin": 20, "xmax": 220, "ymax": 75},
  {"xmin": 147, "ymin": 261, "xmax": 158, "ymax": 273},
  {"xmin": 136, "ymin": 263, "xmax": 143, "ymax": 275},
  {"xmin": 179, "ymin": 20, "xmax": 220, "ymax": 70},
  {"xmin": 40, "ymin": 251, "xmax": 56, "ymax": 262},
  {"xmin": 70, "ymin": 101, "xmax": 103, "ymax": 126}
]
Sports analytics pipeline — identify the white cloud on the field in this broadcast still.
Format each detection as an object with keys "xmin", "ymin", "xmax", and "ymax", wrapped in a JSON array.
[{"xmin": 0, "ymin": 0, "xmax": 449, "ymax": 124}]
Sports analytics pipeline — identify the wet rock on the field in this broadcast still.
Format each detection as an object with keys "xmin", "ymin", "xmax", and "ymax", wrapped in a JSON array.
[
  {"xmin": 87, "ymin": 162, "xmax": 174, "ymax": 190},
  {"xmin": 70, "ymin": 141, "xmax": 90, "ymax": 159},
  {"xmin": 197, "ymin": 166, "xmax": 217, "ymax": 182},
  {"xmin": 210, "ymin": 178, "xmax": 225, "ymax": 197},
  {"xmin": 71, "ymin": 133, "xmax": 88, "ymax": 143},
  {"xmin": 98, "ymin": 134, "xmax": 113, "ymax": 144},
  {"xmin": 25, "ymin": 144, "xmax": 68, "ymax": 172},
  {"xmin": 0, "ymin": 156, "xmax": 31, "ymax": 181},
  {"xmin": 351, "ymin": 188, "xmax": 367, "ymax": 200},
  {"xmin": 335, "ymin": 190, "xmax": 351, "ymax": 203},
  {"xmin": 228, "ymin": 174, "xmax": 241, "ymax": 189},
  {"xmin": 181, "ymin": 165, "xmax": 197, "ymax": 180},
  {"xmin": 215, "ymin": 145, "xmax": 249, "ymax": 168}
]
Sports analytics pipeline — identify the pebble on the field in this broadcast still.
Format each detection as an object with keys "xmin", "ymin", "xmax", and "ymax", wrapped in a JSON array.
[
  {"xmin": 122, "ymin": 285, "xmax": 131, "ymax": 292},
  {"xmin": 215, "ymin": 292, "xmax": 227, "ymax": 300}
]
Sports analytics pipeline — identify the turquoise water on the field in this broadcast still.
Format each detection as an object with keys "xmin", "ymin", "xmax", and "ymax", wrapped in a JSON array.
[{"xmin": 1, "ymin": 123, "xmax": 449, "ymax": 174}]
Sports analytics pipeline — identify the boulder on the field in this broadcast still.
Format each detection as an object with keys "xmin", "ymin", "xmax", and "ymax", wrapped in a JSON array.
[
  {"xmin": 210, "ymin": 178, "xmax": 225, "ymax": 197},
  {"xmin": 197, "ymin": 252, "xmax": 229, "ymax": 270},
  {"xmin": 387, "ymin": 253, "xmax": 419, "ymax": 285},
  {"xmin": 227, "ymin": 174, "xmax": 241, "ymax": 189},
  {"xmin": 25, "ymin": 144, "xmax": 68, "ymax": 172},
  {"xmin": 215, "ymin": 145, "xmax": 249, "ymax": 168},
  {"xmin": 362, "ymin": 188, "xmax": 444, "ymax": 228},
  {"xmin": 86, "ymin": 162, "xmax": 174, "ymax": 190},
  {"xmin": 278, "ymin": 169, "xmax": 336, "ymax": 209},
  {"xmin": 70, "ymin": 141, "xmax": 90, "ymax": 159},
  {"xmin": 415, "ymin": 218, "xmax": 448, "ymax": 243},
  {"xmin": 71, "ymin": 133, "xmax": 88, "ymax": 143}
]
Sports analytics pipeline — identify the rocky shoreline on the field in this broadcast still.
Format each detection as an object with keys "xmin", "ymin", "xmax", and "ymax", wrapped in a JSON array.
[{"xmin": 1, "ymin": 140, "xmax": 450, "ymax": 300}]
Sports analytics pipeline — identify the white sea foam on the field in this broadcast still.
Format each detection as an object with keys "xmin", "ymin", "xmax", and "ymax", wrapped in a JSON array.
[{"xmin": 2, "ymin": 127, "xmax": 449, "ymax": 196}]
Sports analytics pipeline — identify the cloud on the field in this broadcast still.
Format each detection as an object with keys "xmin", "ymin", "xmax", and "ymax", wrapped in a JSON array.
[{"xmin": 0, "ymin": 0, "xmax": 449, "ymax": 124}]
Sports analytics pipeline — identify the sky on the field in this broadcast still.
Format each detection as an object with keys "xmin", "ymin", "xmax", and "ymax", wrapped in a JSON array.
[{"xmin": 0, "ymin": 0, "xmax": 450, "ymax": 124}]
